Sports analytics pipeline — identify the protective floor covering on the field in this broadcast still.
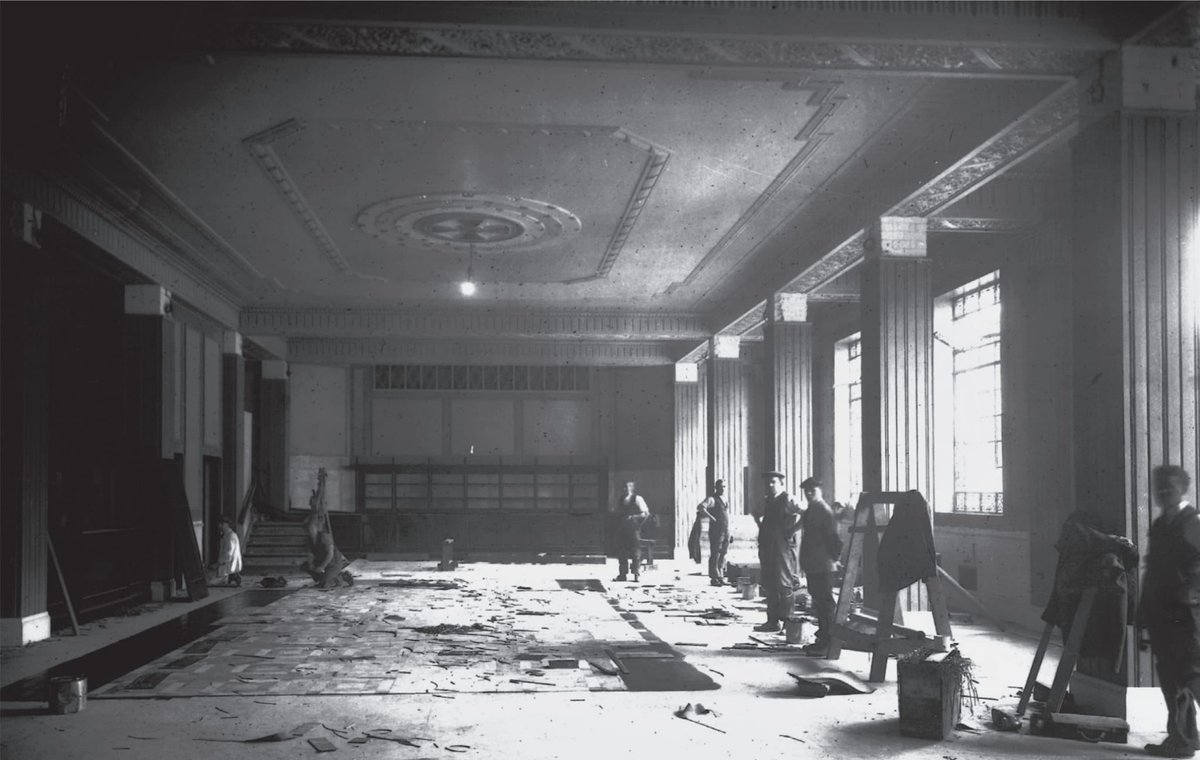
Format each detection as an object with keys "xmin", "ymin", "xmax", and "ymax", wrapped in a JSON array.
[{"xmin": 92, "ymin": 564, "xmax": 715, "ymax": 698}]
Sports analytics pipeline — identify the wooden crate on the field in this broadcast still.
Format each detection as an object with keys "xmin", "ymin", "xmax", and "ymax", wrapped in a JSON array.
[{"xmin": 897, "ymin": 651, "xmax": 961, "ymax": 740}]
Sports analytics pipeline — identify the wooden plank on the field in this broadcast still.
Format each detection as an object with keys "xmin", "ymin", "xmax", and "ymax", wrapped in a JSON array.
[
  {"xmin": 869, "ymin": 588, "xmax": 899, "ymax": 683},
  {"xmin": 163, "ymin": 459, "xmax": 209, "ymax": 601},
  {"xmin": 47, "ymin": 536, "xmax": 79, "ymax": 636},
  {"xmin": 1017, "ymin": 623, "xmax": 1055, "ymax": 717},
  {"xmin": 1047, "ymin": 587, "xmax": 1096, "ymax": 712}
]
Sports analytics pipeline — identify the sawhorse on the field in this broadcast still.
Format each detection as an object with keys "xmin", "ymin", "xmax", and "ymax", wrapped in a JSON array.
[{"xmin": 827, "ymin": 491, "xmax": 953, "ymax": 682}]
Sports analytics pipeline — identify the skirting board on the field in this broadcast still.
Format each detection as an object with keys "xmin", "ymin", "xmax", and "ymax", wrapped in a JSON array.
[
  {"xmin": 1070, "ymin": 671, "xmax": 1166, "ymax": 729},
  {"xmin": 0, "ymin": 612, "xmax": 51, "ymax": 646}
]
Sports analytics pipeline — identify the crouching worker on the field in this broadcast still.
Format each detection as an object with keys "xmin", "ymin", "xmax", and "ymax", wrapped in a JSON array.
[
  {"xmin": 217, "ymin": 516, "xmax": 243, "ymax": 587},
  {"xmin": 301, "ymin": 513, "xmax": 355, "ymax": 588}
]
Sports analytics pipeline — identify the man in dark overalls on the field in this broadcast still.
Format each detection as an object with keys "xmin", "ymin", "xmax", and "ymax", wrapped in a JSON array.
[
  {"xmin": 613, "ymin": 481, "xmax": 649, "ymax": 583},
  {"xmin": 1141, "ymin": 465, "xmax": 1200, "ymax": 759},
  {"xmin": 755, "ymin": 470, "xmax": 803, "ymax": 633},
  {"xmin": 697, "ymin": 479, "xmax": 730, "ymax": 586}
]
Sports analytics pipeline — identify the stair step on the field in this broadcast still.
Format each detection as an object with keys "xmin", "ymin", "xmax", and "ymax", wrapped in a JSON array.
[
  {"xmin": 245, "ymin": 546, "xmax": 311, "ymax": 556},
  {"xmin": 251, "ymin": 525, "xmax": 309, "ymax": 535},
  {"xmin": 249, "ymin": 536, "xmax": 310, "ymax": 546}
]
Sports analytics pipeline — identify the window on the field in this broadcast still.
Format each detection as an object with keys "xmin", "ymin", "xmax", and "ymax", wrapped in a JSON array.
[
  {"xmin": 834, "ymin": 333, "xmax": 863, "ymax": 506},
  {"xmin": 373, "ymin": 364, "xmax": 590, "ymax": 392},
  {"xmin": 936, "ymin": 271, "xmax": 1003, "ymax": 515}
]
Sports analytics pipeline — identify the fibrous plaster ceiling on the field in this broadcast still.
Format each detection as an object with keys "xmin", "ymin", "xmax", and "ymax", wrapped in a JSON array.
[{"xmin": 4, "ymin": 1, "xmax": 1188, "ymax": 355}]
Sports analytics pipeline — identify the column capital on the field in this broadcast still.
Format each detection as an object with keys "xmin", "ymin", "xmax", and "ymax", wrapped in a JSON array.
[
  {"xmin": 710, "ymin": 335, "xmax": 741, "ymax": 359},
  {"xmin": 223, "ymin": 330, "xmax": 243, "ymax": 356},
  {"xmin": 767, "ymin": 292, "xmax": 808, "ymax": 323},
  {"xmin": 866, "ymin": 217, "xmax": 927, "ymax": 260},
  {"xmin": 675, "ymin": 362, "xmax": 699, "ymax": 383},
  {"xmin": 262, "ymin": 360, "xmax": 288, "ymax": 380},
  {"xmin": 1080, "ymin": 47, "xmax": 1197, "ymax": 125},
  {"xmin": 124, "ymin": 285, "xmax": 172, "ymax": 316}
]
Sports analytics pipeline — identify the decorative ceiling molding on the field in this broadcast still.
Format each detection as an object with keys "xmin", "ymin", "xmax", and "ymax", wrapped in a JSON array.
[
  {"xmin": 2, "ymin": 166, "xmax": 241, "ymax": 328},
  {"xmin": 785, "ymin": 81, "xmax": 1076, "ymax": 295},
  {"xmin": 893, "ymin": 84, "xmax": 1078, "ymax": 217},
  {"xmin": 718, "ymin": 301, "xmax": 769, "ymax": 338},
  {"xmin": 663, "ymin": 79, "xmax": 845, "ymax": 294},
  {"xmin": 563, "ymin": 129, "xmax": 671, "ymax": 284},
  {"xmin": 196, "ymin": 19, "xmax": 1102, "ymax": 77},
  {"xmin": 357, "ymin": 193, "xmax": 582, "ymax": 251},
  {"xmin": 1128, "ymin": 3, "xmax": 1200, "ymax": 50},
  {"xmin": 287, "ymin": 337, "xmax": 690, "ymax": 366},
  {"xmin": 928, "ymin": 217, "xmax": 1031, "ymax": 232},
  {"xmin": 678, "ymin": 341, "xmax": 710, "ymax": 366},
  {"xmin": 245, "ymin": 119, "xmax": 666, "ymax": 285},
  {"xmin": 244, "ymin": 118, "xmax": 352, "ymax": 274},
  {"xmin": 240, "ymin": 308, "xmax": 708, "ymax": 341}
]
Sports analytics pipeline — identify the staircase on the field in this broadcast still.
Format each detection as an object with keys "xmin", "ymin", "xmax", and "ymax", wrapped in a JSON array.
[{"xmin": 242, "ymin": 521, "xmax": 310, "ymax": 576}]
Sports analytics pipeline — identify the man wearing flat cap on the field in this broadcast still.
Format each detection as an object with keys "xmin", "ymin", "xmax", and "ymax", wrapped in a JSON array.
[
  {"xmin": 755, "ymin": 470, "xmax": 804, "ymax": 633},
  {"xmin": 799, "ymin": 477, "xmax": 842, "ymax": 655}
]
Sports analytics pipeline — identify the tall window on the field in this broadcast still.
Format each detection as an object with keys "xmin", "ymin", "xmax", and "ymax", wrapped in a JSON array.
[
  {"xmin": 834, "ymin": 333, "xmax": 863, "ymax": 506},
  {"xmin": 945, "ymin": 271, "xmax": 1003, "ymax": 514}
]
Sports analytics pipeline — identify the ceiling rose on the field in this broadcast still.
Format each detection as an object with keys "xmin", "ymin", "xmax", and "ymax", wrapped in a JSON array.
[{"xmin": 357, "ymin": 193, "xmax": 582, "ymax": 252}]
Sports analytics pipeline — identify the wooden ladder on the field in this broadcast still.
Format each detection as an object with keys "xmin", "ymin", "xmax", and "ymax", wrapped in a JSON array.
[{"xmin": 827, "ymin": 491, "xmax": 952, "ymax": 682}]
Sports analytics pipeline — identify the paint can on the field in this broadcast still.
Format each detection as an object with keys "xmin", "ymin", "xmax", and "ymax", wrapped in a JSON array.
[
  {"xmin": 48, "ymin": 675, "xmax": 87, "ymax": 714},
  {"xmin": 784, "ymin": 617, "xmax": 806, "ymax": 644}
]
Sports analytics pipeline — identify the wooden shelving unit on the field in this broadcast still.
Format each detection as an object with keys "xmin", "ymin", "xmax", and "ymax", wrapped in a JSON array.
[{"xmin": 344, "ymin": 461, "xmax": 608, "ymax": 557}]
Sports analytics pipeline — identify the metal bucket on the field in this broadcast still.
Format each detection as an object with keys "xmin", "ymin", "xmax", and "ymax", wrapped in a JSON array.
[
  {"xmin": 784, "ymin": 617, "xmax": 806, "ymax": 644},
  {"xmin": 739, "ymin": 580, "xmax": 758, "ymax": 600},
  {"xmin": 48, "ymin": 675, "xmax": 87, "ymax": 714}
]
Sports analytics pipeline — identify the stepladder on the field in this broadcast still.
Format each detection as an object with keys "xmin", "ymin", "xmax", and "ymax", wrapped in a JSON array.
[{"xmin": 826, "ymin": 491, "xmax": 953, "ymax": 682}]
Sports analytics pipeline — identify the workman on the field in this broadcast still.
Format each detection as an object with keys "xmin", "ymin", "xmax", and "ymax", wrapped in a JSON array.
[
  {"xmin": 613, "ymin": 481, "xmax": 649, "ymax": 583},
  {"xmin": 301, "ymin": 513, "xmax": 355, "ymax": 588},
  {"xmin": 799, "ymin": 477, "xmax": 842, "ymax": 655},
  {"xmin": 755, "ymin": 470, "xmax": 804, "ymax": 633},
  {"xmin": 697, "ymin": 479, "xmax": 730, "ymax": 586},
  {"xmin": 1140, "ymin": 465, "xmax": 1200, "ymax": 759}
]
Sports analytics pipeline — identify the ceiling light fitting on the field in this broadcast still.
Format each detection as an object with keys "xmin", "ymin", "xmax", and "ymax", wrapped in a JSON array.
[{"xmin": 459, "ymin": 243, "xmax": 477, "ymax": 297}]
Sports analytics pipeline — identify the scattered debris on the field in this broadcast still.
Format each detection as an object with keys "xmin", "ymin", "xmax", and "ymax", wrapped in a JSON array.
[
  {"xmin": 244, "ymin": 722, "xmax": 321, "ymax": 743},
  {"xmin": 780, "ymin": 734, "xmax": 806, "ymax": 743},
  {"xmin": 379, "ymin": 579, "xmax": 461, "ymax": 590},
  {"xmin": 412, "ymin": 623, "xmax": 491, "ymax": 635},
  {"xmin": 673, "ymin": 704, "xmax": 726, "ymax": 734},
  {"xmin": 308, "ymin": 737, "xmax": 337, "ymax": 752}
]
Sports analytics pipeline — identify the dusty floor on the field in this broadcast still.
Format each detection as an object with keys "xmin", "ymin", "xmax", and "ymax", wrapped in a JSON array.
[{"xmin": 0, "ymin": 560, "xmax": 1165, "ymax": 759}]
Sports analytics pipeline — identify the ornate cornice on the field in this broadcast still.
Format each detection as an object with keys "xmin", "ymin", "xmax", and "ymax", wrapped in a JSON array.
[
  {"xmin": 928, "ymin": 217, "xmax": 1030, "ymax": 232},
  {"xmin": 2, "ymin": 166, "xmax": 241, "ymax": 328},
  {"xmin": 240, "ymin": 308, "xmax": 707, "ymax": 341},
  {"xmin": 785, "ymin": 82, "xmax": 1076, "ymax": 294},
  {"xmin": 894, "ymin": 84, "xmax": 1077, "ymax": 217},
  {"xmin": 664, "ymin": 78, "xmax": 845, "ymax": 294},
  {"xmin": 195, "ymin": 19, "xmax": 1100, "ymax": 77},
  {"xmin": 287, "ymin": 337, "xmax": 690, "ymax": 366}
]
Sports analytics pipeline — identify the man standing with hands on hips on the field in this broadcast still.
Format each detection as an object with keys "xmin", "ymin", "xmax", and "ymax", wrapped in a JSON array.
[{"xmin": 755, "ymin": 470, "xmax": 803, "ymax": 633}]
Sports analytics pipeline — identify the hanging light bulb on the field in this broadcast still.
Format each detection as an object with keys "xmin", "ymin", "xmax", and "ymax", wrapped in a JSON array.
[{"xmin": 459, "ymin": 242, "xmax": 477, "ymax": 297}]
